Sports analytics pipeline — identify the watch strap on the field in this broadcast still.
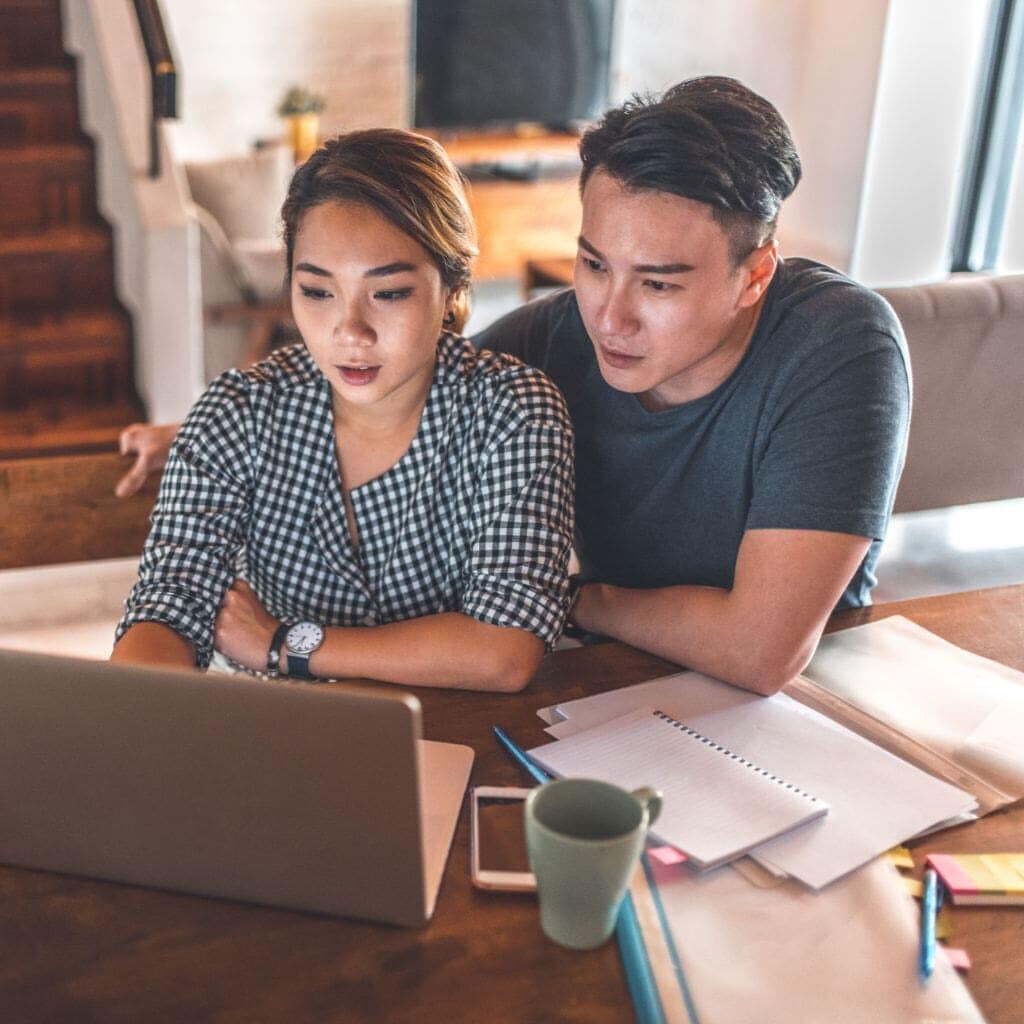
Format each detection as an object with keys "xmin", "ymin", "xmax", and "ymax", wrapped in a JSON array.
[
  {"xmin": 267, "ymin": 621, "xmax": 291, "ymax": 676},
  {"xmin": 563, "ymin": 574, "xmax": 589, "ymax": 640},
  {"xmin": 287, "ymin": 651, "xmax": 317, "ymax": 680}
]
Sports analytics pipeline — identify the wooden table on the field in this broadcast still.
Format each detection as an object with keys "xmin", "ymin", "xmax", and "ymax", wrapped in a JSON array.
[{"xmin": 2, "ymin": 585, "xmax": 1022, "ymax": 1022}]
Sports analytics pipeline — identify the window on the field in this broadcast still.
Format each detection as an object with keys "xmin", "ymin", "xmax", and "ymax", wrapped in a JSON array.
[{"xmin": 950, "ymin": 0, "xmax": 1024, "ymax": 271}]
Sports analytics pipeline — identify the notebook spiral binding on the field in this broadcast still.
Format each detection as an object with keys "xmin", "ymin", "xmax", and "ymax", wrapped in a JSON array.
[{"xmin": 652, "ymin": 709, "xmax": 823, "ymax": 804}]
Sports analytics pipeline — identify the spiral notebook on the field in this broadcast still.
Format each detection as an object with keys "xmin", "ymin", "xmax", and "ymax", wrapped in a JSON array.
[{"xmin": 529, "ymin": 707, "xmax": 829, "ymax": 870}]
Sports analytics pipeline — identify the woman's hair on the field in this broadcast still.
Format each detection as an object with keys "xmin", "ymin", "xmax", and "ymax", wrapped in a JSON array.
[{"xmin": 281, "ymin": 128, "xmax": 478, "ymax": 332}]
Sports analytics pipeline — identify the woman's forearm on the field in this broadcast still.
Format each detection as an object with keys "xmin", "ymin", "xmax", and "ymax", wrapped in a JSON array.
[
  {"xmin": 304, "ymin": 613, "xmax": 544, "ymax": 692},
  {"xmin": 111, "ymin": 621, "xmax": 197, "ymax": 669}
]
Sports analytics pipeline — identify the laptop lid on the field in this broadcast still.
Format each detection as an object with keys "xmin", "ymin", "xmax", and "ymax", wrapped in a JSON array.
[{"xmin": 0, "ymin": 648, "xmax": 472, "ymax": 926}]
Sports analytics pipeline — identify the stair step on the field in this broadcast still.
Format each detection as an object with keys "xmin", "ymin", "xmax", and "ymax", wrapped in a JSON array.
[
  {"xmin": 0, "ymin": 226, "xmax": 115, "ymax": 317},
  {"xmin": 0, "ymin": 144, "xmax": 96, "ymax": 230},
  {"xmin": 0, "ymin": 1, "xmax": 65, "ymax": 69},
  {"xmin": 0, "ymin": 310, "xmax": 133, "ymax": 406},
  {"xmin": 0, "ymin": 396, "xmax": 143, "ymax": 460},
  {"xmin": 0, "ymin": 0, "xmax": 142, "ymax": 446},
  {"xmin": 0, "ymin": 67, "xmax": 80, "ymax": 146},
  {"xmin": 0, "ymin": 224, "xmax": 109, "ymax": 256},
  {"xmin": 1, "ymin": 309, "xmax": 131, "ymax": 349}
]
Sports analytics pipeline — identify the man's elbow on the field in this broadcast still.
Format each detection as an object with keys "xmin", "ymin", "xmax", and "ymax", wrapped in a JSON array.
[{"xmin": 736, "ymin": 637, "xmax": 818, "ymax": 697}]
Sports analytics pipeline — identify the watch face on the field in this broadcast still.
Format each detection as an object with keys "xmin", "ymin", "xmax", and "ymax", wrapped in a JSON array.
[{"xmin": 285, "ymin": 621, "xmax": 324, "ymax": 655}]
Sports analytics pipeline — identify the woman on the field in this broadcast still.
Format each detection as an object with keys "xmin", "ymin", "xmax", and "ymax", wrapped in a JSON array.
[{"xmin": 112, "ymin": 130, "xmax": 574, "ymax": 691}]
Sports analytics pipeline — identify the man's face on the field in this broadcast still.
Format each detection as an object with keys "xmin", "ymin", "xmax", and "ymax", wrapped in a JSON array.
[{"xmin": 574, "ymin": 170, "xmax": 775, "ymax": 411}]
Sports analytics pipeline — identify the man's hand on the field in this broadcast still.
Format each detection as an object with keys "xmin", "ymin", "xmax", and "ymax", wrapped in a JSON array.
[
  {"xmin": 214, "ymin": 579, "xmax": 279, "ymax": 672},
  {"xmin": 115, "ymin": 422, "xmax": 180, "ymax": 498}
]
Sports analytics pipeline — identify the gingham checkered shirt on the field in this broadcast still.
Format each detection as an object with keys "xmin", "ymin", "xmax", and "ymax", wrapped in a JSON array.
[{"xmin": 116, "ymin": 336, "xmax": 575, "ymax": 668}]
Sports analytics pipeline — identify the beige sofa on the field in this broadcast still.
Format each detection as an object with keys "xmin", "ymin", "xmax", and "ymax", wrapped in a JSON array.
[
  {"xmin": 873, "ymin": 272, "xmax": 1024, "ymax": 601},
  {"xmin": 878, "ymin": 273, "xmax": 1024, "ymax": 514}
]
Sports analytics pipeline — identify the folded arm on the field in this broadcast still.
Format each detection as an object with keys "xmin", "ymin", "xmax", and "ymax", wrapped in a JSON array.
[
  {"xmin": 572, "ymin": 528, "xmax": 871, "ymax": 696},
  {"xmin": 214, "ymin": 579, "xmax": 542, "ymax": 691},
  {"xmin": 111, "ymin": 621, "xmax": 197, "ymax": 668}
]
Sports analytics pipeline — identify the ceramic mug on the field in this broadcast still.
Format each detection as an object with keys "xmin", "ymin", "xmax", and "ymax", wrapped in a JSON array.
[{"xmin": 525, "ymin": 778, "xmax": 662, "ymax": 950}]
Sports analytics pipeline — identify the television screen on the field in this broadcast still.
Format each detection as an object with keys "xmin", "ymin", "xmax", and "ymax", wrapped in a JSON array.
[{"xmin": 413, "ymin": 0, "xmax": 616, "ymax": 131}]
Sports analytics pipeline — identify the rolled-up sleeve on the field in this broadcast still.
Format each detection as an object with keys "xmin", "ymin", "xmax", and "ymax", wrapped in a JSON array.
[
  {"xmin": 114, "ymin": 372, "xmax": 255, "ymax": 666},
  {"xmin": 459, "ymin": 388, "xmax": 575, "ymax": 650}
]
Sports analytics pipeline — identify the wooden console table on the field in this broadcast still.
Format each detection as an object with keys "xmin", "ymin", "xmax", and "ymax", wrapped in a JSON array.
[
  {"xmin": 523, "ymin": 254, "xmax": 575, "ymax": 298},
  {"xmin": 437, "ymin": 131, "xmax": 582, "ymax": 281}
]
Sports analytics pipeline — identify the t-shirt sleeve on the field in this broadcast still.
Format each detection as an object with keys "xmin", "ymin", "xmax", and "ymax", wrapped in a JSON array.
[
  {"xmin": 746, "ymin": 329, "xmax": 910, "ymax": 538},
  {"xmin": 114, "ymin": 372, "xmax": 256, "ymax": 666},
  {"xmin": 457, "ymin": 377, "xmax": 575, "ymax": 650}
]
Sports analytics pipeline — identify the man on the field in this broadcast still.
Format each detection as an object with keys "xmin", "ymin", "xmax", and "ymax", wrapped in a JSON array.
[
  {"xmin": 119, "ymin": 77, "xmax": 910, "ymax": 696},
  {"xmin": 473, "ymin": 77, "xmax": 909, "ymax": 695}
]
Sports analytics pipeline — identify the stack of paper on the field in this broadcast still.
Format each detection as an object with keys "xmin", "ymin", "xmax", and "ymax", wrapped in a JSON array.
[
  {"xmin": 535, "ymin": 670, "xmax": 977, "ymax": 890},
  {"xmin": 630, "ymin": 855, "xmax": 984, "ymax": 1024},
  {"xmin": 530, "ymin": 707, "xmax": 829, "ymax": 870}
]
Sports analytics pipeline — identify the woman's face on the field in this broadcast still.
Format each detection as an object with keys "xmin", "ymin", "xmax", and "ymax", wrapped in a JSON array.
[{"xmin": 290, "ymin": 200, "xmax": 453, "ymax": 415}]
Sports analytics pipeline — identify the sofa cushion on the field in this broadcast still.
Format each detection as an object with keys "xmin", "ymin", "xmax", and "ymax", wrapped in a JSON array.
[
  {"xmin": 878, "ymin": 273, "xmax": 1024, "ymax": 513},
  {"xmin": 185, "ymin": 144, "xmax": 293, "ymax": 244}
]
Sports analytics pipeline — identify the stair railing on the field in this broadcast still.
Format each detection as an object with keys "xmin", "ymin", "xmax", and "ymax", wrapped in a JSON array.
[{"xmin": 131, "ymin": 0, "xmax": 178, "ymax": 177}]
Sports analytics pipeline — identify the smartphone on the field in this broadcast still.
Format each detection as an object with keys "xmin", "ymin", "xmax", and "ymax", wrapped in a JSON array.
[{"xmin": 470, "ymin": 786, "xmax": 536, "ymax": 892}]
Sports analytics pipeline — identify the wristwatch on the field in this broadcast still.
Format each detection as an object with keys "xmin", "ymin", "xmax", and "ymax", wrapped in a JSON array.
[{"xmin": 283, "ymin": 621, "xmax": 325, "ymax": 680}]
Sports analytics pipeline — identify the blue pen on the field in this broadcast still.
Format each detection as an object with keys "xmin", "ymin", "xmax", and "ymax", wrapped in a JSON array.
[
  {"xmin": 492, "ymin": 725, "xmax": 668, "ymax": 1024},
  {"xmin": 492, "ymin": 725, "xmax": 551, "ymax": 785},
  {"xmin": 920, "ymin": 867, "xmax": 938, "ymax": 980}
]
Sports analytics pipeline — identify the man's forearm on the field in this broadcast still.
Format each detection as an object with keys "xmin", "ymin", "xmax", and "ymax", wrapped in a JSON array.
[
  {"xmin": 572, "ymin": 529, "xmax": 870, "ymax": 696},
  {"xmin": 574, "ymin": 582, "xmax": 819, "ymax": 696}
]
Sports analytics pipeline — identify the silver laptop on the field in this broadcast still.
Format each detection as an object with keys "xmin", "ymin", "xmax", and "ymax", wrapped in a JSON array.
[{"xmin": 0, "ymin": 648, "xmax": 473, "ymax": 926}]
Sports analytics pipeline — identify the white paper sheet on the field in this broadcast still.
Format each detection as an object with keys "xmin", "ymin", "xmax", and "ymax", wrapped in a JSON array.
[
  {"xmin": 641, "ymin": 856, "xmax": 983, "ymax": 1024},
  {"xmin": 537, "ymin": 672, "xmax": 976, "ymax": 889}
]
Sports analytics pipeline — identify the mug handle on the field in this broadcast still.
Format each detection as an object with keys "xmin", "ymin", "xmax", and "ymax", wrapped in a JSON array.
[{"xmin": 631, "ymin": 786, "xmax": 663, "ymax": 827}]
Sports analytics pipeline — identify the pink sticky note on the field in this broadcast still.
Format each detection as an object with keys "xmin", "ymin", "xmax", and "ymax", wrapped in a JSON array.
[
  {"xmin": 944, "ymin": 947, "xmax": 972, "ymax": 972},
  {"xmin": 648, "ymin": 845, "xmax": 687, "ymax": 866}
]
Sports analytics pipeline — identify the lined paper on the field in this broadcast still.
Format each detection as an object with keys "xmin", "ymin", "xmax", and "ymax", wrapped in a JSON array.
[{"xmin": 530, "ymin": 708, "xmax": 828, "ymax": 870}]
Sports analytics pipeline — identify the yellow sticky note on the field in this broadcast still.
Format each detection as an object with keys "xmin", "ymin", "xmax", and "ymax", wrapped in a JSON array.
[
  {"xmin": 902, "ymin": 876, "xmax": 923, "ymax": 898},
  {"xmin": 936, "ymin": 908, "xmax": 952, "ymax": 941},
  {"xmin": 886, "ymin": 846, "xmax": 915, "ymax": 870}
]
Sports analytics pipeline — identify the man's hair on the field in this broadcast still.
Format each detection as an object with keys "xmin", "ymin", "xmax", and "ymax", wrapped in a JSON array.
[
  {"xmin": 579, "ymin": 76, "xmax": 802, "ymax": 264},
  {"xmin": 281, "ymin": 129, "xmax": 478, "ymax": 332}
]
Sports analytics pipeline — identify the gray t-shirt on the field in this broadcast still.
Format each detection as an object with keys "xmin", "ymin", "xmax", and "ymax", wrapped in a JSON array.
[{"xmin": 472, "ymin": 258, "xmax": 911, "ymax": 608}]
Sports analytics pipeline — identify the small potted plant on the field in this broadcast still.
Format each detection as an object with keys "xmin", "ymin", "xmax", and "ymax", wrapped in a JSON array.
[{"xmin": 277, "ymin": 85, "xmax": 326, "ymax": 163}]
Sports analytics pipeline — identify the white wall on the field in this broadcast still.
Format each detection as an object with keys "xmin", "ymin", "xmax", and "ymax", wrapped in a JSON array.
[
  {"xmin": 156, "ymin": 0, "xmax": 1013, "ymax": 282},
  {"xmin": 998, "ymin": 122, "xmax": 1024, "ymax": 272},
  {"xmin": 784, "ymin": 1, "xmax": 889, "ymax": 271},
  {"xmin": 849, "ymin": 0, "xmax": 995, "ymax": 285},
  {"xmin": 64, "ymin": 0, "xmax": 204, "ymax": 422},
  {"xmin": 161, "ymin": 0, "xmax": 411, "ymax": 161},
  {"xmin": 612, "ymin": 0, "xmax": 889, "ymax": 271}
]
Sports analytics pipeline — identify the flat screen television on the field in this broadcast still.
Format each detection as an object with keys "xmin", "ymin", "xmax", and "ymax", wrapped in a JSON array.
[{"xmin": 413, "ymin": 0, "xmax": 616, "ymax": 132}]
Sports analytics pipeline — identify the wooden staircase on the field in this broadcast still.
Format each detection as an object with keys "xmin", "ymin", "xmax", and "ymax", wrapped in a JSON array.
[{"xmin": 0, "ymin": 0, "xmax": 142, "ymax": 458}]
